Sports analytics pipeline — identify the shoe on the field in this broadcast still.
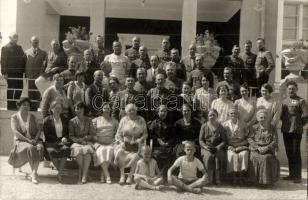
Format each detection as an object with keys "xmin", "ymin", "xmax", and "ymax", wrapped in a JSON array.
[
  {"xmin": 31, "ymin": 176, "xmax": 39, "ymax": 184},
  {"xmin": 293, "ymin": 179, "xmax": 302, "ymax": 183},
  {"xmin": 192, "ymin": 188, "xmax": 202, "ymax": 194},
  {"xmin": 283, "ymin": 176, "xmax": 294, "ymax": 181},
  {"xmin": 106, "ymin": 177, "xmax": 112, "ymax": 184},
  {"xmin": 119, "ymin": 176, "xmax": 125, "ymax": 185},
  {"xmin": 126, "ymin": 176, "xmax": 133, "ymax": 184},
  {"xmin": 154, "ymin": 185, "xmax": 163, "ymax": 191},
  {"xmin": 81, "ymin": 177, "xmax": 87, "ymax": 184},
  {"xmin": 57, "ymin": 174, "xmax": 63, "ymax": 182},
  {"xmin": 100, "ymin": 174, "xmax": 105, "ymax": 183}
]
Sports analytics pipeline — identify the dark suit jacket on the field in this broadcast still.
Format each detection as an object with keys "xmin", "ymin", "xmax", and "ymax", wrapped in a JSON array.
[
  {"xmin": 25, "ymin": 47, "xmax": 48, "ymax": 78},
  {"xmin": 1, "ymin": 42, "xmax": 26, "ymax": 75},
  {"xmin": 43, "ymin": 114, "xmax": 69, "ymax": 144},
  {"xmin": 45, "ymin": 50, "xmax": 67, "ymax": 73}
]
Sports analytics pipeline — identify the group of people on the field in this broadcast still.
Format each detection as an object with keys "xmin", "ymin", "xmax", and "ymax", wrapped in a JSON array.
[{"xmin": 2, "ymin": 32, "xmax": 307, "ymax": 194}]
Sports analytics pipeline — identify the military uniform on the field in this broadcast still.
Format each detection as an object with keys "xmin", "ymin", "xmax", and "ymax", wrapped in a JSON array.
[
  {"xmin": 255, "ymin": 49, "xmax": 275, "ymax": 89},
  {"xmin": 241, "ymin": 52, "xmax": 257, "ymax": 87},
  {"xmin": 125, "ymin": 47, "xmax": 139, "ymax": 62},
  {"xmin": 223, "ymin": 55, "xmax": 245, "ymax": 84}
]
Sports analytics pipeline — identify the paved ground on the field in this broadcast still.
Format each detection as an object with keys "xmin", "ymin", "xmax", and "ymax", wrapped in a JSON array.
[{"xmin": 0, "ymin": 156, "xmax": 306, "ymax": 200}]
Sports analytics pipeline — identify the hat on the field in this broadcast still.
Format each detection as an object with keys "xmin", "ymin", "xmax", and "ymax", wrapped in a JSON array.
[{"xmin": 16, "ymin": 97, "xmax": 32, "ymax": 107}]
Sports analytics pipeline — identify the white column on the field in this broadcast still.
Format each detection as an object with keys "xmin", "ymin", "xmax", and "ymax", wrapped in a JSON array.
[
  {"xmin": 90, "ymin": 0, "xmax": 106, "ymax": 39},
  {"xmin": 274, "ymin": 0, "xmax": 284, "ymax": 85},
  {"xmin": 239, "ymin": 0, "xmax": 260, "ymax": 52},
  {"xmin": 181, "ymin": 0, "xmax": 197, "ymax": 57}
]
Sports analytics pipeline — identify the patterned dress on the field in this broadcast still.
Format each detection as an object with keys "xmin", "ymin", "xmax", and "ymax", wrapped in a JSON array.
[
  {"xmin": 93, "ymin": 116, "xmax": 118, "ymax": 166},
  {"xmin": 248, "ymin": 124, "xmax": 280, "ymax": 185},
  {"xmin": 10, "ymin": 112, "xmax": 44, "ymax": 168},
  {"xmin": 223, "ymin": 119, "xmax": 249, "ymax": 173},
  {"xmin": 211, "ymin": 98, "xmax": 234, "ymax": 123},
  {"xmin": 69, "ymin": 116, "xmax": 95, "ymax": 157},
  {"xmin": 114, "ymin": 116, "xmax": 148, "ymax": 168}
]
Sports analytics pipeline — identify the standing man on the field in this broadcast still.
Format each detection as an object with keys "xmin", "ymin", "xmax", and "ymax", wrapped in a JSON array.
[
  {"xmin": 164, "ymin": 62, "xmax": 183, "ymax": 95},
  {"xmin": 1, "ymin": 32, "xmax": 26, "ymax": 109},
  {"xmin": 223, "ymin": 45, "xmax": 245, "ymax": 84},
  {"xmin": 85, "ymin": 70, "xmax": 109, "ymax": 117},
  {"xmin": 170, "ymin": 48, "xmax": 186, "ymax": 80},
  {"xmin": 125, "ymin": 36, "xmax": 141, "ymax": 62},
  {"xmin": 78, "ymin": 49, "xmax": 98, "ymax": 85},
  {"xmin": 187, "ymin": 55, "xmax": 214, "ymax": 92},
  {"xmin": 255, "ymin": 38, "xmax": 275, "ymax": 90},
  {"xmin": 134, "ymin": 67, "xmax": 154, "ymax": 94},
  {"xmin": 91, "ymin": 35, "xmax": 105, "ymax": 69},
  {"xmin": 129, "ymin": 45, "xmax": 151, "ymax": 78},
  {"xmin": 146, "ymin": 55, "xmax": 165, "ymax": 84},
  {"xmin": 156, "ymin": 38, "xmax": 171, "ymax": 64},
  {"xmin": 241, "ymin": 40, "xmax": 257, "ymax": 87},
  {"xmin": 104, "ymin": 41, "xmax": 130, "ymax": 85},
  {"xmin": 61, "ymin": 56, "xmax": 77, "ymax": 85},
  {"xmin": 281, "ymin": 81, "xmax": 308, "ymax": 183},
  {"xmin": 216, "ymin": 67, "xmax": 241, "ymax": 101},
  {"xmin": 181, "ymin": 44, "xmax": 196, "ymax": 76},
  {"xmin": 45, "ymin": 39, "xmax": 67, "ymax": 73},
  {"xmin": 25, "ymin": 36, "xmax": 48, "ymax": 110}
]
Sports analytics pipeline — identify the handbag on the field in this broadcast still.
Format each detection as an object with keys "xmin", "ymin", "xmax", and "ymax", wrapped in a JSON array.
[{"xmin": 8, "ymin": 144, "xmax": 18, "ymax": 167}]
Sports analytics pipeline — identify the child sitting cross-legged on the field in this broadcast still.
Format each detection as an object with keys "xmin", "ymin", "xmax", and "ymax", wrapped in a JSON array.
[
  {"xmin": 134, "ymin": 145, "xmax": 164, "ymax": 190},
  {"xmin": 167, "ymin": 141, "xmax": 207, "ymax": 194}
]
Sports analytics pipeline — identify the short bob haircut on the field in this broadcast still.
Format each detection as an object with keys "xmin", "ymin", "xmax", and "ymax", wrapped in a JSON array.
[
  {"xmin": 286, "ymin": 80, "xmax": 298, "ymax": 88},
  {"xmin": 52, "ymin": 73, "xmax": 64, "ymax": 81},
  {"xmin": 216, "ymin": 84, "xmax": 229, "ymax": 96},
  {"xmin": 208, "ymin": 108, "xmax": 219, "ymax": 117},
  {"xmin": 74, "ymin": 101, "xmax": 87, "ymax": 110},
  {"xmin": 16, "ymin": 97, "xmax": 32, "ymax": 108},
  {"xmin": 109, "ymin": 76, "xmax": 120, "ymax": 85},
  {"xmin": 261, "ymin": 83, "xmax": 273, "ymax": 94}
]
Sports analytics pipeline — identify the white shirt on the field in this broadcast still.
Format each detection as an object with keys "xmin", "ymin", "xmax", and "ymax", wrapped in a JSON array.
[
  {"xmin": 53, "ymin": 117, "xmax": 63, "ymax": 138},
  {"xmin": 173, "ymin": 156, "xmax": 204, "ymax": 181}
]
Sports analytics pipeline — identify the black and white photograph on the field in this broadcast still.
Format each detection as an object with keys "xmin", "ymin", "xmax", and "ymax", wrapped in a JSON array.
[{"xmin": 0, "ymin": 0, "xmax": 307, "ymax": 199}]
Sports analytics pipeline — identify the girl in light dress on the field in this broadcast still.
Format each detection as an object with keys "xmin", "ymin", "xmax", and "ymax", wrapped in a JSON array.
[
  {"xmin": 211, "ymin": 84, "xmax": 234, "ymax": 123},
  {"xmin": 234, "ymin": 84, "xmax": 256, "ymax": 127},
  {"xmin": 255, "ymin": 83, "xmax": 281, "ymax": 128}
]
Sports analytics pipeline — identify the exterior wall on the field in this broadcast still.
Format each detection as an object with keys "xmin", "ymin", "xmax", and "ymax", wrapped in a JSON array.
[{"xmin": 15, "ymin": 0, "xmax": 59, "ymax": 53}]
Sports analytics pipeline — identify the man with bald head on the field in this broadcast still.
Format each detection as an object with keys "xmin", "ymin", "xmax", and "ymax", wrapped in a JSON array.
[
  {"xmin": 45, "ymin": 39, "xmax": 67, "ymax": 74},
  {"xmin": 85, "ymin": 70, "xmax": 109, "ymax": 117},
  {"xmin": 91, "ymin": 35, "xmax": 105, "ymax": 67},
  {"xmin": 125, "ymin": 36, "xmax": 141, "ymax": 62},
  {"xmin": 25, "ymin": 36, "xmax": 48, "ymax": 79},
  {"xmin": 1, "ymin": 32, "xmax": 27, "ymax": 109},
  {"xmin": 129, "ymin": 45, "xmax": 151, "ymax": 78},
  {"xmin": 78, "ymin": 49, "xmax": 98, "ymax": 85},
  {"xmin": 156, "ymin": 38, "xmax": 171, "ymax": 63},
  {"xmin": 181, "ymin": 44, "xmax": 197, "ymax": 75},
  {"xmin": 25, "ymin": 36, "xmax": 48, "ymax": 110},
  {"xmin": 104, "ymin": 41, "xmax": 130, "ymax": 85}
]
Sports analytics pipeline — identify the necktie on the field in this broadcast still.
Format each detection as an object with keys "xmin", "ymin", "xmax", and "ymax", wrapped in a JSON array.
[{"xmin": 33, "ymin": 48, "xmax": 37, "ymax": 56}]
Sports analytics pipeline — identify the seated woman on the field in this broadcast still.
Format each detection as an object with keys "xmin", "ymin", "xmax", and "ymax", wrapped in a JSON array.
[
  {"xmin": 10, "ymin": 97, "xmax": 44, "ymax": 184},
  {"xmin": 174, "ymin": 104, "xmax": 201, "ymax": 158},
  {"xmin": 248, "ymin": 109, "xmax": 280, "ymax": 187},
  {"xmin": 69, "ymin": 102, "xmax": 95, "ymax": 184},
  {"xmin": 223, "ymin": 106, "xmax": 250, "ymax": 186},
  {"xmin": 147, "ymin": 105, "xmax": 175, "ymax": 178},
  {"xmin": 199, "ymin": 108, "xmax": 227, "ymax": 185},
  {"xmin": 92, "ymin": 102, "xmax": 118, "ymax": 184},
  {"xmin": 43, "ymin": 101, "xmax": 70, "ymax": 182},
  {"xmin": 114, "ymin": 103, "xmax": 148, "ymax": 185}
]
